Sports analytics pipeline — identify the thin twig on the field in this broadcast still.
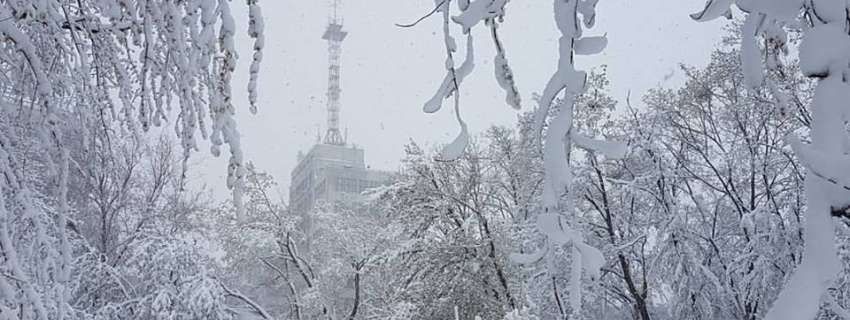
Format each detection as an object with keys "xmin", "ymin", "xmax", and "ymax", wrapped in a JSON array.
[
  {"xmin": 219, "ymin": 281, "xmax": 275, "ymax": 320},
  {"xmin": 1, "ymin": 272, "xmax": 24, "ymax": 282},
  {"xmin": 395, "ymin": 0, "xmax": 446, "ymax": 28},
  {"xmin": 804, "ymin": 165, "xmax": 850, "ymax": 192}
]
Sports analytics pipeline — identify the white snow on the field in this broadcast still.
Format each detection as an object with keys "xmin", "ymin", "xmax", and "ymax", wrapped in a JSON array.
[
  {"xmin": 424, "ymin": 35, "xmax": 475, "ymax": 114},
  {"xmin": 572, "ymin": 133, "xmax": 627, "ymax": 159},
  {"xmin": 541, "ymin": 95, "xmax": 575, "ymax": 207},
  {"xmin": 577, "ymin": 0, "xmax": 599, "ymax": 27},
  {"xmin": 426, "ymin": 13, "xmax": 477, "ymax": 161},
  {"xmin": 524, "ymin": 2, "xmax": 610, "ymax": 314},
  {"xmin": 0, "ymin": 9, "xmax": 51, "ymax": 98},
  {"xmin": 247, "ymin": 0, "xmax": 265, "ymax": 114},
  {"xmin": 573, "ymin": 36, "xmax": 608, "ymax": 55},
  {"xmin": 763, "ymin": 10, "xmax": 849, "ymax": 316},
  {"xmin": 756, "ymin": 0, "xmax": 804, "ymax": 21},
  {"xmin": 740, "ymin": 14, "xmax": 764, "ymax": 88},
  {"xmin": 554, "ymin": 0, "xmax": 580, "ymax": 38},
  {"xmin": 535, "ymin": 212, "xmax": 604, "ymax": 280},
  {"xmin": 812, "ymin": 0, "xmax": 847, "ymax": 22},
  {"xmin": 532, "ymin": 66, "xmax": 586, "ymax": 141},
  {"xmin": 764, "ymin": 178, "xmax": 842, "ymax": 320},
  {"xmin": 494, "ymin": 51, "xmax": 522, "ymax": 110},
  {"xmin": 788, "ymin": 135, "xmax": 850, "ymax": 190},
  {"xmin": 451, "ymin": 0, "xmax": 508, "ymax": 30},
  {"xmin": 438, "ymin": 122, "xmax": 469, "ymax": 161},
  {"xmin": 690, "ymin": 0, "xmax": 732, "ymax": 21},
  {"xmin": 574, "ymin": 241, "xmax": 604, "ymax": 281},
  {"xmin": 798, "ymin": 24, "xmax": 850, "ymax": 78},
  {"xmin": 510, "ymin": 248, "xmax": 547, "ymax": 265}
]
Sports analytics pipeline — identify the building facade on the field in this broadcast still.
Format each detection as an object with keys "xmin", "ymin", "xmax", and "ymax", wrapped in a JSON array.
[{"xmin": 288, "ymin": 143, "xmax": 391, "ymax": 219}]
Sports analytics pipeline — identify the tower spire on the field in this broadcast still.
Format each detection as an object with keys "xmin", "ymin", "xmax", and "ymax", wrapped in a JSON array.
[{"xmin": 322, "ymin": 0, "xmax": 347, "ymax": 146}]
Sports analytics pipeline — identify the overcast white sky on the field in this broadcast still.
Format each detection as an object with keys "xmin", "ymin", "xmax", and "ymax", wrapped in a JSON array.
[{"xmin": 189, "ymin": 0, "xmax": 729, "ymax": 199}]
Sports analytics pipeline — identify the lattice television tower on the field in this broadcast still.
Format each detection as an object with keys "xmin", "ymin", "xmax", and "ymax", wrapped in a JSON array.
[{"xmin": 322, "ymin": 0, "xmax": 347, "ymax": 146}]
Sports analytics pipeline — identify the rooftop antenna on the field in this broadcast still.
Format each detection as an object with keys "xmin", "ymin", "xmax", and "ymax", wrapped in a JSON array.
[
  {"xmin": 322, "ymin": 0, "xmax": 347, "ymax": 146},
  {"xmin": 315, "ymin": 126, "xmax": 322, "ymax": 144}
]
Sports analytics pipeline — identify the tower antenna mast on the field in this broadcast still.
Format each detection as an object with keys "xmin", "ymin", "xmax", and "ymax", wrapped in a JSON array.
[{"xmin": 322, "ymin": 0, "xmax": 347, "ymax": 145}]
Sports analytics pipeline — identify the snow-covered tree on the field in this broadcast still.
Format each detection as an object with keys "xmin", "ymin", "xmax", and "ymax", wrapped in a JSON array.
[
  {"xmin": 409, "ymin": 0, "xmax": 850, "ymax": 318},
  {"xmin": 372, "ymin": 139, "xmax": 528, "ymax": 320},
  {"xmin": 0, "ymin": 102, "xmax": 269, "ymax": 319},
  {"xmin": 204, "ymin": 164, "xmax": 402, "ymax": 320},
  {"xmin": 408, "ymin": 1, "xmax": 624, "ymax": 317},
  {"xmin": 691, "ymin": 0, "xmax": 850, "ymax": 318},
  {"xmin": 0, "ymin": 1, "xmax": 264, "ymax": 318},
  {"xmin": 616, "ymin": 45, "xmax": 810, "ymax": 319}
]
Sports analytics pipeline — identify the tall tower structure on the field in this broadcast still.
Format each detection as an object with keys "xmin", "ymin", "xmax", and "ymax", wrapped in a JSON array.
[
  {"xmin": 322, "ymin": 0, "xmax": 347, "ymax": 146},
  {"xmin": 289, "ymin": 0, "xmax": 392, "ymax": 251}
]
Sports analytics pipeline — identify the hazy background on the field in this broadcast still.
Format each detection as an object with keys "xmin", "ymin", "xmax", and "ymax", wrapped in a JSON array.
[{"xmin": 190, "ymin": 0, "xmax": 728, "ymax": 199}]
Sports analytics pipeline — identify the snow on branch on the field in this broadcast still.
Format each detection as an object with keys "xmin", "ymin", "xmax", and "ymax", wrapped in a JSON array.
[
  {"xmin": 247, "ymin": 0, "xmax": 265, "ymax": 114},
  {"xmin": 691, "ymin": 0, "xmax": 850, "ymax": 319},
  {"xmin": 410, "ymin": 0, "xmax": 522, "ymax": 161},
  {"xmin": 451, "ymin": 0, "xmax": 508, "ymax": 30},
  {"xmin": 415, "ymin": 0, "xmax": 624, "ymax": 316},
  {"xmin": 0, "ymin": 1, "xmax": 265, "ymax": 317},
  {"xmin": 0, "ymin": 0, "xmax": 264, "ymax": 210},
  {"xmin": 220, "ymin": 281, "xmax": 275, "ymax": 320},
  {"xmin": 491, "ymin": 21, "xmax": 522, "ymax": 110}
]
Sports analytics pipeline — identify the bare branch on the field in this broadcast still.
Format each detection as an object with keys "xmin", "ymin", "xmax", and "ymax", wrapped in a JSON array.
[{"xmin": 395, "ymin": 0, "xmax": 446, "ymax": 28}]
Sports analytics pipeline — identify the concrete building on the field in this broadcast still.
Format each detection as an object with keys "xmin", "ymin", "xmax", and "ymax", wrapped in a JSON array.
[{"xmin": 288, "ymin": 143, "xmax": 391, "ymax": 216}]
